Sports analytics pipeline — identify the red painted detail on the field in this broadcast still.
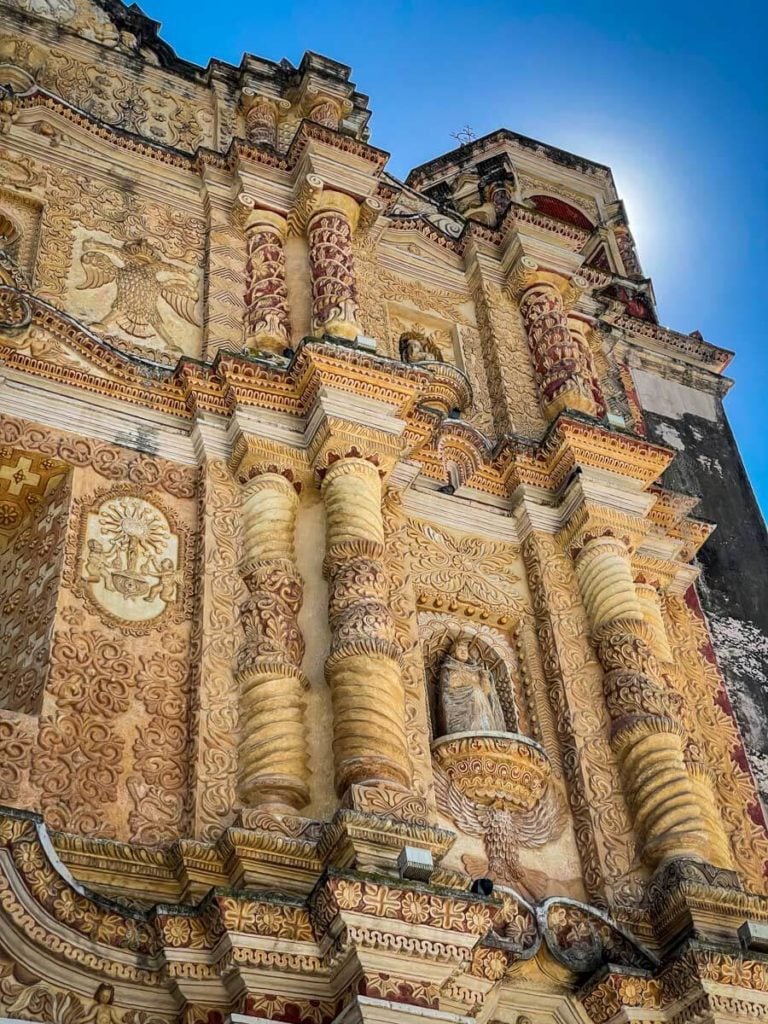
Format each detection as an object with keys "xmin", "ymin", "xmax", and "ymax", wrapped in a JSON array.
[{"xmin": 529, "ymin": 194, "xmax": 594, "ymax": 230}]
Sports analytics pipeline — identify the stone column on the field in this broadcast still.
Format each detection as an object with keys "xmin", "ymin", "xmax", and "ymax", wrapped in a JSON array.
[
  {"xmin": 241, "ymin": 206, "xmax": 290, "ymax": 355},
  {"xmin": 307, "ymin": 191, "xmax": 361, "ymax": 340},
  {"xmin": 320, "ymin": 456, "xmax": 411, "ymax": 798},
  {"xmin": 242, "ymin": 94, "xmax": 281, "ymax": 146},
  {"xmin": 308, "ymin": 96, "xmax": 342, "ymax": 129},
  {"xmin": 634, "ymin": 580, "xmax": 673, "ymax": 664},
  {"xmin": 574, "ymin": 535, "xmax": 711, "ymax": 868},
  {"xmin": 510, "ymin": 257, "xmax": 601, "ymax": 420},
  {"xmin": 236, "ymin": 471, "xmax": 310, "ymax": 813},
  {"xmin": 566, "ymin": 313, "xmax": 605, "ymax": 418}
]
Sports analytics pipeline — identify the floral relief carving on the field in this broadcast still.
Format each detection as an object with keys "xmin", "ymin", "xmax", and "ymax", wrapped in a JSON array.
[
  {"xmin": 407, "ymin": 520, "xmax": 528, "ymax": 615},
  {"xmin": 0, "ymin": 417, "xmax": 197, "ymax": 499},
  {"xmin": 664, "ymin": 592, "xmax": 768, "ymax": 892},
  {"xmin": 186, "ymin": 459, "xmax": 244, "ymax": 839},
  {"xmin": 0, "ymin": 29, "xmax": 214, "ymax": 151},
  {"xmin": 521, "ymin": 532, "xmax": 641, "ymax": 908}
]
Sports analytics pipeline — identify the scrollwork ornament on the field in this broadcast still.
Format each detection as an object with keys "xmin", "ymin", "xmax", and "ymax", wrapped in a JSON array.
[{"xmin": 0, "ymin": 285, "xmax": 31, "ymax": 330}]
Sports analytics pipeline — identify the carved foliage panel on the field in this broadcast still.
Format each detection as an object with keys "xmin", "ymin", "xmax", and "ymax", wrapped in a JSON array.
[
  {"xmin": 521, "ymin": 532, "xmax": 640, "ymax": 909},
  {"xmin": 0, "ymin": 416, "xmax": 198, "ymax": 843},
  {"xmin": 185, "ymin": 458, "xmax": 244, "ymax": 840},
  {"xmin": 0, "ymin": 476, "xmax": 70, "ymax": 715},
  {"xmin": 663, "ymin": 591, "xmax": 768, "ymax": 892},
  {"xmin": 0, "ymin": 24, "xmax": 215, "ymax": 150},
  {"xmin": 469, "ymin": 277, "xmax": 545, "ymax": 440}
]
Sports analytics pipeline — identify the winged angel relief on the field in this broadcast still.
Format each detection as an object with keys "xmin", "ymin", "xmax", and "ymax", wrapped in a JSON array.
[
  {"xmin": 434, "ymin": 764, "xmax": 565, "ymax": 902},
  {"xmin": 77, "ymin": 237, "xmax": 199, "ymax": 353}
]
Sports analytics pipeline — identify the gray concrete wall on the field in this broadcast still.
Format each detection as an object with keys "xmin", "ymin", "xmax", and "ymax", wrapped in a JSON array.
[{"xmin": 633, "ymin": 368, "xmax": 768, "ymax": 810}]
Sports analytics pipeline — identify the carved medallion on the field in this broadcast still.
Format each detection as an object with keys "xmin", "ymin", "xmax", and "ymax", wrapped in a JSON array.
[{"xmin": 69, "ymin": 485, "xmax": 190, "ymax": 633}]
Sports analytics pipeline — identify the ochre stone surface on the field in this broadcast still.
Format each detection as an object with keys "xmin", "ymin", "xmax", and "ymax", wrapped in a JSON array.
[{"xmin": 0, "ymin": 0, "xmax": 765, "ymax": 1020}]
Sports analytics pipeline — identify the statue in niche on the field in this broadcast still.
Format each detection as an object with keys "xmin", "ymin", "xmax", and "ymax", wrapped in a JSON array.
[
  {"xmin": 437, "ymin": 637, "xmax": 506, "ymax": 736},
  {"xmin": 399, "ymin": 332, "xmax": 444, "ymax": 364}
]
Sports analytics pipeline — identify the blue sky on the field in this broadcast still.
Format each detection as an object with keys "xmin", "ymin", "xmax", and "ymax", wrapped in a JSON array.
[{"xmin": 146, "ymin": 0, "xmax": 767, "ymax": 514}]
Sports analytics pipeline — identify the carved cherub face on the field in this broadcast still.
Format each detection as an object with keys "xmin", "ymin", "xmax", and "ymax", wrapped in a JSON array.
[
  {"xmin": 95, "ymin": 983, "xmax": 114, "ymax": 1005},
  {"xmin": 88, "ymin": 539, "xmax": 104, "ymax": 552},
  {"xmin": 160, "ymin": 558, "xmax": 174, "ymax": 570}
]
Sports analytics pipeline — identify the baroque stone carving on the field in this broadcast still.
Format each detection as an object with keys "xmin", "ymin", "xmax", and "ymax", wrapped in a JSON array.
[
  {"xmin": 235, "ymin": 470, "xmax": 310, "ymax": 813},
  {"xmin": 437, "ymin": 637, "xmax": 506, "ymax": 735},
  {"xmin": 433, "ymin": 732, "xmax": 564, "ymax": 897},
  {"xmin": 77, "ymin": 237, "xmax": 200, "ymax": 354},
  {"xmin": 308, "ymin": 192, "xmax": 362, "ymax": 339},
  {"xmin": 73, "ymin": 487, "xmax": 187, "ymax": 632}
]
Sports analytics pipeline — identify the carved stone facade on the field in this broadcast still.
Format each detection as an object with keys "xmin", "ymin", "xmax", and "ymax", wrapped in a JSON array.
[{"xmin": 0, "ymin": 1, "xmax": 765, "ymax": 1021}]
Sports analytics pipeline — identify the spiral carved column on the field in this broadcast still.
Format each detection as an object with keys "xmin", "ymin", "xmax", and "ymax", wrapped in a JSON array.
[
  {"xmin": 236, "ymin": 471, "xmax": 310, "ymax": 813},
  {"xmin": 574, "ymin": 535, "xmax": 711, "ymax": 867},
  {"xmin": 307, "ymin": 191, "xmax": 361, "ymax": 341},
  {"xmin": 321, "ymin": 456, "xmax": 411, "ymax": 797},
  {"xmin": 242, "ymin": 208, "xmax": 290, "ymax": 355},
  {"xmin": 511, "ymin": 258, "xmax": 601, "ymax": 420}
]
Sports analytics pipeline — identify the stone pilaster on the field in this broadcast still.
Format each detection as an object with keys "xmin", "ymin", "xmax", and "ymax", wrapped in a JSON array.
[
  {"xmin": 236, "ymin": 470, "xmax": 310, "ymax": 813},
  {"xmin": 574, "ymin": 535, "xmax": 711, "ymax": 868},
  {"xmin": 240, "ymin": 206, "xmax": 291, "ymax": 355},
  {"xmin": 320, "ymin": 456, "xmax": 411, "ymax": 798},
  {"xmin": 307, "ymin": 191, "xmax": 361, "ymax": 340}
]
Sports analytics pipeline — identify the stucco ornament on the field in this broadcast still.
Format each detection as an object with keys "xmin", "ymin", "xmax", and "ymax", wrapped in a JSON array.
[{"xmin": 81, "ymin": 495, "xmax": 179, "ymax": 623}]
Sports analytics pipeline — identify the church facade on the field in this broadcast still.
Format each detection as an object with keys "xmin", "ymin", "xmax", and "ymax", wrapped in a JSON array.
[{"xmin": 1, "ymin": 0, "xmax": 768, "ymax": 1020}]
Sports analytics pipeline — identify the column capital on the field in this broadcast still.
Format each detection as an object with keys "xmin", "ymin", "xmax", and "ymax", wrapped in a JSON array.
[
  {"xmin": 234, "ymin": 195, "xmax": 288, "ymax": 236},
  {"xmin": 229, "ymin": 434, "xmax": 308, "ymax": 492},
  {"xmin": 307, "ymin": 413, "xmax": 404, "ymax": 483}
]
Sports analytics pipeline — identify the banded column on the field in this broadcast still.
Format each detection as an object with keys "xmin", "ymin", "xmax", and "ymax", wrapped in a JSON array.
[
  {"xmin": 236, "ymin": 471, "xmax": 310, "ymax": 812},
  {"xmin": 307, "ymin": 191, "xmax": 361, "ymax": 340},
  {"xmin": 510, "ymin": 257, "xmax": 601, "ymax": 420},
  {"xmin": 634, "ymin": 580, "xmax": 673, "ymax": 665},
  {"xmin": 320, "ymin": 456, "xmax": 411, "ymax": 797},
  {"xmin": 574, "ymin": 535, "xmax": 711, "ymax": 867},
  {"xmin": 566, "ymin": 314, "xmax": 606, "ymax": 418},
  {"xmin": 241, "ymin": 206, "xmax": 290, "ymax": 355}
]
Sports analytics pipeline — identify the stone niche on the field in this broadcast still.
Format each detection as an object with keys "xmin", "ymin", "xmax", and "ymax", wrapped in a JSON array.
[{"xmin": 421, "ymin": 615, "xmax": 576, "ymax": 900}]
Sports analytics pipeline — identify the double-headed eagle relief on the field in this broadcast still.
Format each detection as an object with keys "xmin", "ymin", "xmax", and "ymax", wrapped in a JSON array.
[{"xmin": 77, "ymin": 237, "xmax": 199, "ymax": 352}]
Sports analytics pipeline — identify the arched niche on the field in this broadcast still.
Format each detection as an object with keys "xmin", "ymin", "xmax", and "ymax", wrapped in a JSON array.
[{"xmin": 418, "ymin": 615, "xmax": 519, "ymax": 741}]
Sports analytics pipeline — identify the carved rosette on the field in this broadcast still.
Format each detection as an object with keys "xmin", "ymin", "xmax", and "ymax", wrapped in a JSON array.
[
  {"xmin": 511, "ymin": 259, "xmax": 601, "ymax": 420},
  {"xmin": 321, "ymin": 457, "xmax": 411, "ymax": 795},
  {"xmin": 307, "ymin": 191, "xmax": 361, "ymax": 340},
  {"xmin": 236, "ymin": 471, "xmax": 310, "ymax": 812},
  {"xmin": 574, "ymin": 535, "xmax": 716, "ymax": 867},
  {"xmin": 242, "ymin": 208, "xmax": 290, "ymax": 354}
]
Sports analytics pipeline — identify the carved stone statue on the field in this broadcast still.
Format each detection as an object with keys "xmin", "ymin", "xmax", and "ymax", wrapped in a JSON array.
[{"xmin": 437, "ymin": 638, "xmax": 505, "ymax": 736}]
